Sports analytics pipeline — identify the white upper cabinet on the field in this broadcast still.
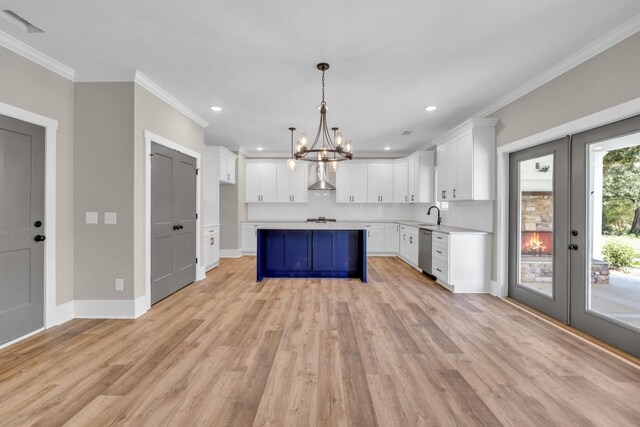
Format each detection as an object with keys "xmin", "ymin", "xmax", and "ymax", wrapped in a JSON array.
[
  {"xmin": 276, "ymin": 163, "xmax": 308, "ymax": 203},
  {"xmin": 393, "ymin": 152, "xmax": 434, "ymax": 204},
  {"xmin": 436, "ymin": 118, "xmax": 498, "ymax": 202},
  {"xmin": 219, "ymin": 149, "xmax": 237, "ymax": 184},
  {"xmin": 245, "ymin": 162, "xmax": 277, "ymax": 203},
  {"xmin": 367, "ymin": 163, "xmax": 394, "ymax": 203},
  {"xmin": 393, "ymin": 161, "xmax": 409, "ymax": 203},
  {"xmin": 336, "ymin": 163, "xmax": 368, "ymax": 203}
]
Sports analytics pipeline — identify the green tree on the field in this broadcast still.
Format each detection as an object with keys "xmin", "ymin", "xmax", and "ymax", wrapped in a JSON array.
[{"xmin": 603, "ymin": 145, "xmax": 640, "ymax": 235}]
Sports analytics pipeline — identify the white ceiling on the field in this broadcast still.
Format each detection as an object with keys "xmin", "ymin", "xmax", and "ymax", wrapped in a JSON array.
[{"xmin": 2, "ymin": 1, "xmax": 640, "ymax": 156}]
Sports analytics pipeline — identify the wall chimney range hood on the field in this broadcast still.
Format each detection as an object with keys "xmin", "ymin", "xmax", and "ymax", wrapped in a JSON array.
[{"xmin": 308, "ymin": 162, "xmax": 335, "ymax": 190}]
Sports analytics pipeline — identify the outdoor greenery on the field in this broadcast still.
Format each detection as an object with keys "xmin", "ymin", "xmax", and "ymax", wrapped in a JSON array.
[
  {"xmin": 603, "ymin": 145, "xmax": 640, "ymax": 235},
  {"xmin": 602, "ymin": 240, "xmax": 636, "ymax": 270}
]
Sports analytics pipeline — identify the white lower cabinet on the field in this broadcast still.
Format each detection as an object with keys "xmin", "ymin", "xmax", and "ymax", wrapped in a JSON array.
[
  {"xmin": 384, "ymin": 223, "xmax": 400, "ymax": 253},
  {"xmin": 365, "ymin": 224, "xmax": 385, "ymax": 254},
  {"xmin": 241, "ymin": 223, "xmax": 259, "ymax": 253},
  {"xmin": 399, "ymin": 225, "xmax": 419, "ymax": 266},
  {"xmin": 431, "ymin": 231, "xmax": 491, "ymax": 293},
  {"xmin": 204, "ymin": 226, "xmax": 220, "ymax": 271}
]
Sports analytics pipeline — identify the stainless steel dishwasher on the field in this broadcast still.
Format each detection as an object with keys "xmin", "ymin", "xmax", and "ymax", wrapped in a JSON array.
[{"xmin": 418, "ymin": 228, "xmax": 433, "ymax": 276}]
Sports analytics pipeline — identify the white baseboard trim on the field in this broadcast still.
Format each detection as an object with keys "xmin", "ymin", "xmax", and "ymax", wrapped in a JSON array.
[
  {"xmin": 0, "ymin": 328, "xmax": 45, "ymax": 350},
  {"xmin": 47, "ymin": 300, "xmax": 75, "ymax": 328},
  {"xmin": 221, "ymin": 249, "xmax": 243, "ymax": 258},
  {"xmin": 75, "ymin": 297, "xmax": 147, "ymax": 319},
  {"xmin": 490, "ymin": 280, "xmax": 502, "ymax": 297}
]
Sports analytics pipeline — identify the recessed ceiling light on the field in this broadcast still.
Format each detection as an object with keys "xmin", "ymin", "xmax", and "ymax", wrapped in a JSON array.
[
  {"xmin": 256, "ymin": 147, "xmax": 264, "ymax": 151},
  {"xmin": 425, "ymin": 106, "xmax": 437, "ymax": 112},
  {"xmin": 210, "ymin": 106, "xmax": 222, "ymax": 112},
  {"xmin": 384, "ymin": 146, "xmax": 391, "ymax": 151}
]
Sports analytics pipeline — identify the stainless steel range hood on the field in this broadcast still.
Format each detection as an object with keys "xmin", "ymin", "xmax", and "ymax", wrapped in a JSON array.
[{"xmin": 308, "ymin": 162, "xmax": 335, "ymax": 191}]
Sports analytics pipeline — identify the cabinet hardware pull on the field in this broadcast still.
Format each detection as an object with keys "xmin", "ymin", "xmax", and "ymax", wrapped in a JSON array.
[
  {"xmin": 437, "ymin": 250, "xmax": 442, "ymax": 254},
  {"xmin": 436, "ymin": 268, "xmax": 442, "ymax": 272},
  {"xmin": 453, "ymin": 189, "xmax": 456, "ymax": 198}
]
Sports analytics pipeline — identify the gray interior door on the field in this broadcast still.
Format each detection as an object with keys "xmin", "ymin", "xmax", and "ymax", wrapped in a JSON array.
[
  {"xmin": 570, "ymin": 114, "xmax": 640, "ymax": 358},
  {"xmin": 151, "ymin": 143, "xmax": 196, "ymax": 304},
  {"xmin": 509, "ymin": 137, "xmax": 570, "ymax": 322},
  {"xmin": 0, "ymin": 114, "xmax": 45, "ymax": 345}
]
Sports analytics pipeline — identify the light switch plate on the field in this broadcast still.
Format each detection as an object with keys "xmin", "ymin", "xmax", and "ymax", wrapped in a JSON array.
[
  {"xmin": 85, "ymin": 211, "xmax": 98, "ymax": 224},
  {"xmin": 115, "ymin": 278, "xmax": 124, "ymax": 291},
  {"xmin": 104, "ymin": 212, "xmax": 117, "ymax": 225}
]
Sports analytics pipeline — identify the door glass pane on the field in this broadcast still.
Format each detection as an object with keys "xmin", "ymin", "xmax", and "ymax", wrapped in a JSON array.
[
  {"xmin": 587, "ymin": 134, "xmax": 640, "ymax": 331},
  {"xmin": 518, "ymin": 155, "xmax": 554, "ymax": 297}
]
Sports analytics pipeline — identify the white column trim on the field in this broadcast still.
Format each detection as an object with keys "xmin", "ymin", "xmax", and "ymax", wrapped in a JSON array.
[
  {"xmin": 144, "ymin": 131, "xmax": 204, "ymax": 313},
  {"xmin": 495, "ymin": 96, "xmax": 640, "ymax": 297}
]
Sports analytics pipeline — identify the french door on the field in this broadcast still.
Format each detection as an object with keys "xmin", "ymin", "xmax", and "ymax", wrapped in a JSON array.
[
  {"xmin": 509, "ymin": 137, "xmax": 570, "ymax": 322},
  {"xmin": 570, "ymin": 115, "xmax": 640, "ymax": 357},
  {"xmin": 509, "ymin": 115, "xmax": 640, "ymax": 358}
]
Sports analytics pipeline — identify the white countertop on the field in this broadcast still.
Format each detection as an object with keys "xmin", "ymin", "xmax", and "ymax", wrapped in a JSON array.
[
  {"xmin": 256, "ymin": 222, "xmax": 367, "ymax": 230},
  {"xmin": 242, "ymin": 220, "xmax": 490, "ymax": 234}
]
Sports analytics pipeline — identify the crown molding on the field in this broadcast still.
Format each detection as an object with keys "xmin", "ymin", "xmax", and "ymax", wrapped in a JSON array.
[
  {"xmin": 431, "ymin": 118, "xmax": 499, "ymax": 147},
  {"xmin": 474, "ymin": 13, "xmax": 640, "ymax": 118},
  {"xmin": 0, "ymin": 29, "xmax": 75, "ymax": 81},
  {"xmin": 134, "ymin": 71, "xmax": 209, "ymax": 128}
]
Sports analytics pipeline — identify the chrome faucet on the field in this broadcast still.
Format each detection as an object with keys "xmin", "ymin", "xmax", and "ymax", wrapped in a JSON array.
[{"xmin": 427, "ymin": 206, "xmax": 442, "ymax": 225}]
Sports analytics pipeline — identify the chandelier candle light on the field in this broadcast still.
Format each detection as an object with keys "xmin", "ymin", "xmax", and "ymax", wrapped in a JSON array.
[{"xmin": 287, "ymin": 63, "xmax": 353, "ymax": 171}]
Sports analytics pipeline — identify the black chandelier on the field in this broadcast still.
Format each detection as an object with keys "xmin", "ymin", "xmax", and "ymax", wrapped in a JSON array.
[{"xmin": 287, "ymin": 63, "xmax": 353, "ymax": 171}]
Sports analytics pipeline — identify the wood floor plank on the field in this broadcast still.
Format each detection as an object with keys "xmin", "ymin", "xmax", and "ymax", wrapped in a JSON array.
[{"xmin": 0, "ymin": 257, "xmax": 639, "ymax": 426}]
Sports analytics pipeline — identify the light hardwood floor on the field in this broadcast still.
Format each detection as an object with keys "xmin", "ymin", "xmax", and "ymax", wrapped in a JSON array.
[{"xmin": 1, "ymin": 257, "xmax": 640, "ymax": 426}]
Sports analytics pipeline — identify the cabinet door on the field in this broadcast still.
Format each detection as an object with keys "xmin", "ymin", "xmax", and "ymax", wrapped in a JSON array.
[
  {"xmin": 212, "ymin": 230, "xmax": 220, "ymax": 266},
  {"xmin": 394, "ymin": 162, "xmax": 408, "ymax": 203},
  {"xmin": 276, "ymin": 163, "xmax": 293, "ymax": 203},
  {"xmin": 379, "ymin": 164, "xmax": 394, "ymax": 203},
  {"xmin": 219, "ymin": 153, "xmax": 228, "ymax": 182},
  {"xmin": 453, "ymin": 130, "xmax": 473, "ymax": 200},
  {"xmin": 242, "ymin": 225, "xmax": 258, "ymax": 252},
  {"xmin": 245, "ymin": 164, "xmax": 262, "ymax": 202},
  {"xmin": 408, "ymin": 231, "xmax": 419, "ymax": 265},
  {"xmin": 407, "ymin": 158, "xmax": 416, "ymax": 203},
  {"xmin": 366, "ymin": 225, "xmax": 385, "ymax": 253},
  {"xmin": 260, "ymin": 164, "xmax": 278, "ymax": 202},
  {"xmin": 436, "ymin": 144, "xmax": 448, "ymax": 201},
  {"xmin": 350, "ymin": 164, "xmax": 368, "ymax": 203},
  {"xmin": 384, "ymin": 223, "xmax": 400, "ymax": 253},
  {"xmin": 335, "ymin": 164, "xmax": 351, "ymax": 203},
  {"xmin": 367, "ymin": 164, "xmax": 381, "ymax": 203},
  {"xmin": 291, "ymin": 163, "xmax": 308, "ymax": 203},
  {"xmin": 226, "ymin": 155, "xmax": 236, "ymax": 184}
]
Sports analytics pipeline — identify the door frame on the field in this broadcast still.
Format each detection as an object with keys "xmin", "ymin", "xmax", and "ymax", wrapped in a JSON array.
[
  {"xmin": 144, "ymin": 131, "xmax": 203, "ymax": 312},
  {"xmin": 0, "ymin": 101, "xmax": 59, "ymax": 330},
  {"xmin": 496, "ymin": 96, "xmax": 640, "ymax": 297}
]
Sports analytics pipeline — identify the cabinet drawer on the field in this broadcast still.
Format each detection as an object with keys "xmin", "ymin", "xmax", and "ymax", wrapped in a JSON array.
[
  {"xmin": 432, "ymin": 246, "xmax": 448, "ymax": 263},
  {"xmin": 432, "ymin": 259, "xmax": 449, "ymax": 283},
  {"xmin": 432, "ymin": 232, "xmax": 449, "ymax": 244}
]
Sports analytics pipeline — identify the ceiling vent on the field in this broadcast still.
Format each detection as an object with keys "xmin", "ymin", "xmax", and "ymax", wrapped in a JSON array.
[
  {"xmin": 2, "ymin": 10, "xmax": 44, "ymax": 33},
  {"xmin": 401, "ymin": 130, "xmax": 413, "ymax": 136}
]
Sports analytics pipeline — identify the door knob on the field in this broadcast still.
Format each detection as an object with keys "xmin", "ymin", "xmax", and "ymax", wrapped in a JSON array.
[
  {"xmin": 34, "ymin": 220, "xmax": 43, "ymax": 228},
  {"xmin": 173, "ymin": 225, "xmax": 178, "ymax": 230},
  {"xmin": 568, "ymin": 244, "xmax": 578, "ymax": 251},
  {"xmin": 34, "ymin": 235, "xmax": 46, "ymax": 242},
  {"xmin": 179, "ymin": 225, "xmax": 184, "ymax": 230}
]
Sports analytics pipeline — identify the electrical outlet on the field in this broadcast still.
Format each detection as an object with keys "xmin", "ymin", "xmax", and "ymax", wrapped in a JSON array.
[{"xmin": 115, "ymin": 278, "xmax": 124, "ymax": 291}]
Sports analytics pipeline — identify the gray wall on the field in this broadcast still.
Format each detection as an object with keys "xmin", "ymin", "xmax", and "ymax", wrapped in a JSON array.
[
  {"xmin": 74, "ymin": 83, "xmax": 135, "ymax": 300},
  {"xmin": 488, "ymin": 32, "xmax": 640, "ymax": 281},
  {"xmin": 491, "ymin": 32, "xmax": 640, "ymax": 147},
  {"xmin": 133, "ymin": 84, "xmax": 205, "ymax": 299},
  {"xmin": 0, "ymin": 46, "xmax": 75, "ymax": 305}
]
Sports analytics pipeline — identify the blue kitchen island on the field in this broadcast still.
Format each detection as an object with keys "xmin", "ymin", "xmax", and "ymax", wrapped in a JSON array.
[{"xmin": 256, "ymin": 223, "xmax": 367, "ymax": 282}]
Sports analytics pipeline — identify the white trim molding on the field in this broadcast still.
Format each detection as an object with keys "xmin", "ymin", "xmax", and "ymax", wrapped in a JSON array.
[
  {"xmin": 135, "ymin": 72, "xmax": 209, "ymax": 128},
  {"xmin": 144, "ymin": 130, "xmax": 205, "ymax": 313},
  {"xmin": 0, "ymin": 101, "xmax": 61, "ymax": 329},
  {"xmin": 0, "ymin": 29, "xmax": 75, "ymax": 81},
  {"xmin": 221, "ymin": 249, "xmax": 243, "ymax": 258},
  {"xmin": 475, "ymin": 13, "xmax": 640, "ymax": 118},
  {"xmin": 495, "ymin": 96, "xmax": 640, "ymax": 297},
  {"xmin": 75, "ymin": 297, "xmax": 147, "ymax": 319}
]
